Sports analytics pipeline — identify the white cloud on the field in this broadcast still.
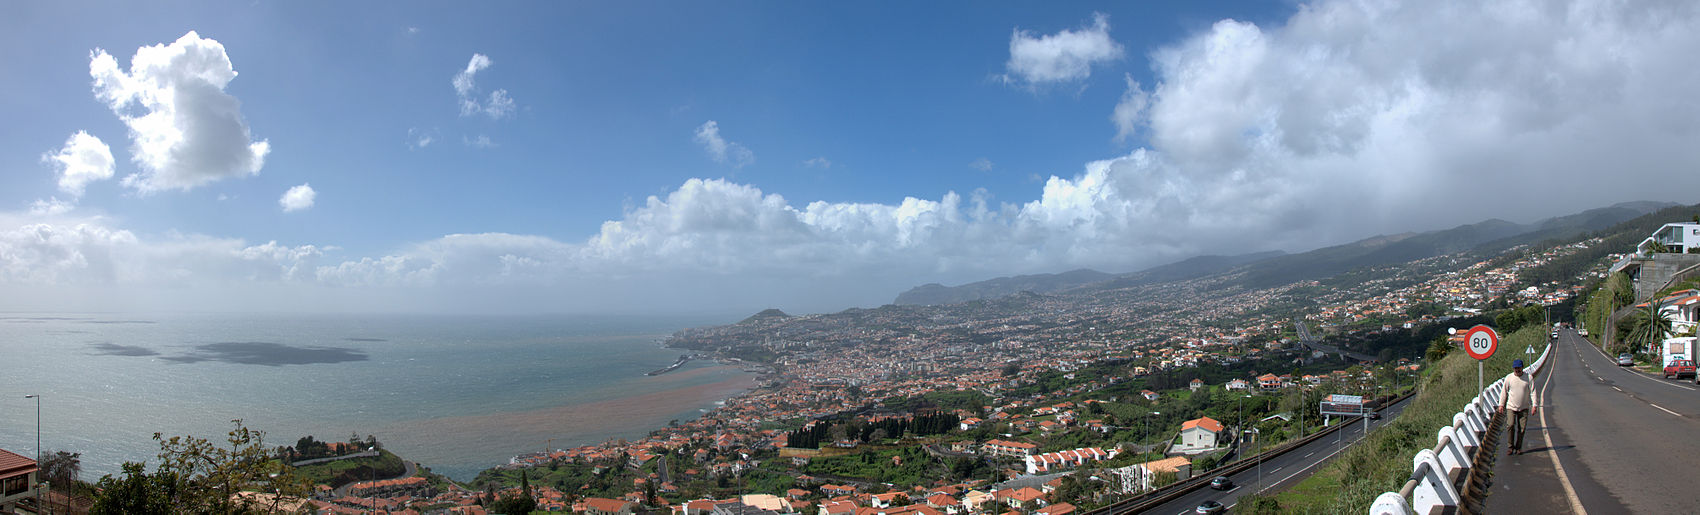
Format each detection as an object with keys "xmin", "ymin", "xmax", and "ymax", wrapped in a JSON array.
[
  {"xmin": 464, "ymin": 135, "xmax": 495, "ymax": 148},
  {"xmin": 694, "ymin": 121, "xmax": 755, "ymax": 168},
  {"xmin": 1002, "ymin": 13, "xmax": 1124, "ymax": 88},
  {"xmin": 407, "ymin": 26, "xmax": 420, "ymax": 35},
  {"xmin": 407, "ymin": 127, "xmax": 437, "ymax": 149},
  {"xmin": 279, "ymin": 183, "xmax": 316, "ymax": 212},
  {"xmin": 89, "ymin": 31, "xmax": 270, "ymax": 194},
  {"xmin": 1111, "ymin": 74, "xmax": 1149, "ymax": 144},
  {"xmin": 453, "ymin": 54, "xmax": 515, "ymax": 119},
  {"xmin": 969, "ymin": 158, "xmax": 994, "ymax": 172},
  {"xmin": 43, "ymin": 131, "xmax": 115, "ymax": 197},
  {"xmin": 804, "ymin": 157, "xmax": 832, "ymax": 169},
  {"xmin": 28, "ymin": 198, "xmax": 76, "ymax": 216}
]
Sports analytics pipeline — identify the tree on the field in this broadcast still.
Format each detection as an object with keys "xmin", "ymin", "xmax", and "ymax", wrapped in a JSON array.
[
  {"xmin": 1625, "ymin": 301, "xmax": 1674, "ymax": 355},
  {"xmin": 91, "ymin": 420, "xmax": 311, "ymax": 514},
  {"xmin": 40, "ymin": 450, "xmax": 81, "ymax": 492},
  {"xmin": 490, "ymin": 494, "xmax": 538, "ymax": 515},
  {"xmin": 1425, "ymin": 335, "xmax": 1452, "ymax": 362},
  {"xmin": 90, "ymin": 463, "xmax": 175, "ymax": 515}
]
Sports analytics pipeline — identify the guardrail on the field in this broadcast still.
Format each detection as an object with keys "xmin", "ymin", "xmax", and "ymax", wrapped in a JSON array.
[{"xmin": 1369, "ymin": 340, "xmax": 1552, "ymax": 515}]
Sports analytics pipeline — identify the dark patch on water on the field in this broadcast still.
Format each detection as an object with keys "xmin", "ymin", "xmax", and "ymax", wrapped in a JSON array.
[
  {"xmin": 345, "ymin": 337, "xmax": 387, "ymax": 342},
  {"xmin": 86, "ymin": 320, "xmax": 157, "ymax": 324},
  {"xmin": 91, "ymin": 343, "xmax": 159, "ymax": 356},
  {"xmin": 162, "ymin": 341, "xmax": 368, "ymax": 366}
]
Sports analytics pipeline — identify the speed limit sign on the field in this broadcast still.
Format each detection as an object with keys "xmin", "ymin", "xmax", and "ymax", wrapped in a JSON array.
[{"xmin": 1464, "ymin": 325, "xmax": 1498, "ymax": 360}]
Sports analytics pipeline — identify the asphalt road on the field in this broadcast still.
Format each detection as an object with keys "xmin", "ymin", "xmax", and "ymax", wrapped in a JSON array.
[
  {"xmin": 1484, "ymin": 329, "xmax": 1700, "ymax": 513},
  {"xmin": 1140, "ymin": 394, "xmax": 1413, "ymax": 515}
]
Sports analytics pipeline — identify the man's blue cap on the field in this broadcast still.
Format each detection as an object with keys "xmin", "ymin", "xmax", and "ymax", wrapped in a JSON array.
[{"xmin": 1513, "ymin": 359, "xmax": 1524, "ymax": 368}]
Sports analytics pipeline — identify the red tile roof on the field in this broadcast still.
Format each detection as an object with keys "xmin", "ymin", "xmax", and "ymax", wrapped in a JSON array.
[{"xmin": 0, "ymin": 449, "xmax": 37, "ymax": 479}]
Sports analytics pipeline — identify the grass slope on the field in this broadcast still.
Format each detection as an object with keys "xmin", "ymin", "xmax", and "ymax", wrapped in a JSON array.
[{"xmin": 1240, "ymin": 325, "xmax": 1546, "ymax": 514}]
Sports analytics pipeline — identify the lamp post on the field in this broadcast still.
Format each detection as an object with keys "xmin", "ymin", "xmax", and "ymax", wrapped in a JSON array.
[
  {"xmin": 1145, "ymin": 411, "xmax": 1160, "ymax": 451},
  {"xmin": 23, "ymin": 394, "xmax": 40, "ymax": 513}
]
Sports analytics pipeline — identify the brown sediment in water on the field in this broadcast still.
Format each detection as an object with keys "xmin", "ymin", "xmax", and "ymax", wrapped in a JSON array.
[{"xmin": 382, "ymin": 366, "xmax": 757, "ymax": 474}]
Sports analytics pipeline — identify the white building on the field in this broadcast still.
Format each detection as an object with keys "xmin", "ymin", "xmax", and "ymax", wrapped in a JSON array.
[
  {"xmin": 1637, "ymin": 223, "xmax": 1700, "ymax": 254},
  {"xmin": 1172, "ymin": 417, "xmax": 1223, "ymax": 454}
]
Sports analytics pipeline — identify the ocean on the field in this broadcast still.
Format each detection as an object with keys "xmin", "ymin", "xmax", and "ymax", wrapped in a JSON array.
[{"xmin": 0, "ymin": 313, "xmax": 756, "ymax": 480}]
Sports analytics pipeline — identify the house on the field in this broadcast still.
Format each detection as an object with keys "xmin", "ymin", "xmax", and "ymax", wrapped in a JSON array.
[
  {"xmin": 0, "ymin": 449, "xmax": 41, "ymax": 512},
  {"xmin": 586, "ymin": 497, "xmax": 636, "ymax": 515},
  {"xmin": 980, "ymin": 439, "xmax": 1038, "ymax": 458},
  {"xmin": 959, "ymin": 418, "xmax": 982, "ymax": 431},
  {"xmin": 1225, "ymin": 379, "xmax": 1249, "ymax": 391},
  {"xmin": 994, "ymin": 487, "xmax": 1045, "ymax": 509},
  {"xmin": 1024, "ymin": 447, "xmax": 1115, "ymax": 474},
  {"xmin": 1036, "ymin": 503, "xmax": 1076, "ymax": 515},
  {"xmin": 1113, "ymin": 457, "xmax": 1192, "ymax": 493},
  {"xmin": 1256, "ymin": 373, "xmax": 1282, "ymax": 390},
  {"xmin": 1140, "ymin": 390, "xmax": 1161, "ymax": 401},
  {"xmin": 1173, "ymin": 417, "xmax": 1223, "ymax": 454},
  {"xmin": 1188, "ymin": 379, "xmax": 1204, "ymax": 392}
]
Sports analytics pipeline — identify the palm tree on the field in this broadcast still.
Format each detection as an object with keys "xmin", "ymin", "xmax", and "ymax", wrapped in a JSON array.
[{"xmin": 1626, "ymin": 301, "xmax": 1674, "ymax": 355}]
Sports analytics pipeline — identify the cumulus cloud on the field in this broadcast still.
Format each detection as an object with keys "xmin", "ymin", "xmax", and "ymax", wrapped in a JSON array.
[
  {"xmin": 694, "ymin": 121, "xmax": 755, "ymax": 168},
  {"xmin": 43, "ymin": 131, "xmax": 116, "ymax": 197},
  {"xmin": 453, "ymin": 54, "xmax": 515, "ymax": 119},
  {"xmin": 89, "ymin": 31, "xmax": 270, "ymax": 194},
  {"xmin": 969, "ymin": 158, "xmax": 995, "ymax": 172},
  {"xmin": 1002, "ymin": 13, "xmax": 1124, "ymax": 88},
  {"xmin": 1111, "ymin": 74, "xmax": 1149, "ymax": 144},
  {"xmin": 804, "ymin": 157, "xmax": 832, "ymax": 169},
  {"xmin": 279, "ymin": 183, "xmax": 316, "ymax": 212},
  {"xmin": 464, "ymin": 135, "xmax": 495, "ymax": 148}
]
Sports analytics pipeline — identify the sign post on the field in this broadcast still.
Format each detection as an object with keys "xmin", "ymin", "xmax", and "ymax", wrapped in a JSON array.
[{"xmin": 1463, "ymin": 325, "xmax": 1500, "ymax": 393}]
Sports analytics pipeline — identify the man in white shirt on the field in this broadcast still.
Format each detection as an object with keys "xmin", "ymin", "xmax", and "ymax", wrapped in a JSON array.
[{"xmin": 1498, "ymin": 359, "xmax": 1539, "ymax": 455}]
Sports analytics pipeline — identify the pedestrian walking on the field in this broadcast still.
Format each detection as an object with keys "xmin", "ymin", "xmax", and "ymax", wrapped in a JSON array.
[{"xmin": 1498, "ymin": 359, "xmax": 1539, "ymax": 455}]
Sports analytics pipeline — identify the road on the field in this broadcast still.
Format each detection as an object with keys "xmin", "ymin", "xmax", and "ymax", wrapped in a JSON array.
[
  {"xmin": 1293, "ymin": 318, "xmax": 1379, "ymax": 362},
  {"xmin": 1483, "ymin": 329, "xmax": 1700, "ymax": 514},
  {"xmin": 1137, "ymin": 394, "xmax": 1412, "ymax": 515}
]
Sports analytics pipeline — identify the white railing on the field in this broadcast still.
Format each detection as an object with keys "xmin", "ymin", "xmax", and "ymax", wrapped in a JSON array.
[{"xmin": 1369, "ymin": 339, "xmax": 1552, "ymax": 515}]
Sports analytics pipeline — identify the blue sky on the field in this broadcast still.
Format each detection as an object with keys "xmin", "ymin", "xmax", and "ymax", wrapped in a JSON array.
[{"xmin": 5, "ymin": 1, "xmax": 1700, "ymax": 315}]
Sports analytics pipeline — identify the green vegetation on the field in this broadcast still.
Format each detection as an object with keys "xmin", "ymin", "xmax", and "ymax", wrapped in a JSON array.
[
  {"xmin": 91, "ymin": 420, "xmax": 312, "ymax": 515},
  {"xmin": 290, "ymin": 448, "xmax": 407, "ymax": 488},
  {"xmin": 1258, "ymin": 324, "xmax": 1545, "ymax": 513}
]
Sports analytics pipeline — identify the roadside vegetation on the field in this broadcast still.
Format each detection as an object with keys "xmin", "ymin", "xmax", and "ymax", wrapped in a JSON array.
[{"xmin": 1247, "ymin": 325, "xmax": 1546, "ymax": 514}]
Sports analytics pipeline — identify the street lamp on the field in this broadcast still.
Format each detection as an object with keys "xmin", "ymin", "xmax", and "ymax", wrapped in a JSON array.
[
  {"xmin": 1244, "ymin": 428, "xmax": 1262, "ymax": 494},
  {"xmin": 23, "ymin": 394, "xmax": 40, "ymax": 512},
  {"xmin": 1144, "ymin": 411, "xmax": 1160, "ymax": 449}
]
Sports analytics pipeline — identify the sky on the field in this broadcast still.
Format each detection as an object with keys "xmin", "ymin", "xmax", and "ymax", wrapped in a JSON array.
[{"xmin": 4, "ymin": 1, "xmax": 1700, "ymax": 316}]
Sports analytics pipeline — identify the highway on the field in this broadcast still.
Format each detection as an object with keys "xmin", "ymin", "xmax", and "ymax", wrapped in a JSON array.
[
  {"xmin": 1136, "ymin": 394, "xmax": 1412, "ymax": 515},
  {"xmin": 1485, "ymin": 329, "xmax": 1700, "ymax": 513}
]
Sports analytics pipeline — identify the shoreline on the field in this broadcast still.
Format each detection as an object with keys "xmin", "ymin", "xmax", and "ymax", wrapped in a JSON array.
[{"xmin": 388, "ymin": 360, "xmax": 762, "ymax": 481}]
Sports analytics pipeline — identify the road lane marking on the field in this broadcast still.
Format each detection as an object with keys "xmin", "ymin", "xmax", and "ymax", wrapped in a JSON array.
[
  {"xmin": 1651, "ymin": 403, "xmax": 1681, "ymax": 417},
  {"xmin": 1304, "ymin": 452, "xmax": 1314, "ymax": 458},
  {"xmin": 1612, "ymin": 386, "xmax": 1622, "ymax": 392},
  {"xmin": 1543, "ymin": 336, "xmax": 1587, "ymax": 515}
]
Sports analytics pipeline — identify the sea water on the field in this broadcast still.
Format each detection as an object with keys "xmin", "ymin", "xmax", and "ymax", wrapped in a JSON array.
[{"xmin": 0, "ymin": 313, "xmax": 755, "ymax": 480}]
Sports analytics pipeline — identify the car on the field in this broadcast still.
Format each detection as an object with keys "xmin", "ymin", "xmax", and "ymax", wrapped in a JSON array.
[
  {"xmin": 1665, "ymin": 359, "xmax": 1696, "ymax": 380},
  {"xmin": 1196, "ymin": 500, "xmax": 1226, "ymax": 514},
  {"xmin": 1209, "ymin": 476, "xmax": 1234, "ymax": 490},
  {"xmin": 1618, "ymin": 354, "xmax": 1636, "ymax": 366},
  {"xmin": 1368, "ymin": 411, "xmax": 1382, "ymax": 420}
]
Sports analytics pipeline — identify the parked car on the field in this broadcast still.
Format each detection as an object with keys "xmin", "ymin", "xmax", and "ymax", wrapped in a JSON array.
[
  {"xmin": 1196, "ymin": 500, "xmax": 1226, "ymax": 514},
  {"xmin": 1665, "ymin": 359, "xmax": 1696, "ymax": 380},
  {"xmin": 1209, "ymin": 476, "xmax": 1234, "ymax": 490},
  {"xmin": 1618, "ymin": 354, "xmax": 1636, "ymax": 366}
]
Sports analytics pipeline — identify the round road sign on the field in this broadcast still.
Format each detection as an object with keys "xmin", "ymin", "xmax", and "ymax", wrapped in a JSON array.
[{"xmin": 1464, "ymin": 325, "xmax": 1498, "ymax": 361}]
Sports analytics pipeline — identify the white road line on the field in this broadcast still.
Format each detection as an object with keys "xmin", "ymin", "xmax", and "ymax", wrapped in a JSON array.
[
  {"xmin": 1304, "ymin": 452, "xmax": 1314, "ymax": 458},
  {"xmin": 1650, "ymin": 403, "xmax": 1682, "ymax": 417},
  {"xmin": 1612, "ymin": 386, "xmax": 1622, "ymax": 392},
  {"xmin": 1272, "ymin": 466, "xmax": 1283, "ymax": 473},
  {"xmin": 1258, "ymin": 440, "xmax": 1352, "ymax": 496},
  {"xmin": 1543, "ymin": 336, "xmax": 1587, "ymax": 514}
]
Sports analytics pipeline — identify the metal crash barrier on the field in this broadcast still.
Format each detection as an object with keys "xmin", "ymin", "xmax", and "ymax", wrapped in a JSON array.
[{"xmin": 1369, "ymin": 340, "xmax": 1551, "ymax": 515}]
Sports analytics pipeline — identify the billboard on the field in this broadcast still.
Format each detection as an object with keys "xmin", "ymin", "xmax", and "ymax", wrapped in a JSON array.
[{"xmin": 1320, "ymin": 394, "xmax": 1365, "ymax": 417}]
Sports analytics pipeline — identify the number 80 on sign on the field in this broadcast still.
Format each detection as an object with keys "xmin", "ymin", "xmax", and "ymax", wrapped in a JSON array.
[{"xmin": 1464, "ymin": 325, "xmax": 1498, "ymax": 360}]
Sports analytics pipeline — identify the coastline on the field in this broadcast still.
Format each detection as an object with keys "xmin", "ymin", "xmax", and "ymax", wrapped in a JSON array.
[{"xmin": 385, "ymin": 362, "xmax": 760, "ymax": 481}]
